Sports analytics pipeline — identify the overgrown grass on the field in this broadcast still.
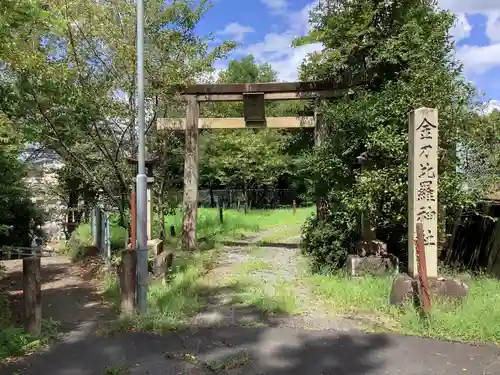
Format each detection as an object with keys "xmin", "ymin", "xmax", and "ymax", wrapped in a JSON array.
[
  {"xmin": 0, "ymin": 294, "xmax": 59, "ymax": 362},
  {"xmin": 307, "ymin": 271, "xmax": 500, "ymax": 343},
  {"xmin": 103, "ymin": 250, "xmax": 215, "ymax": 332},
  {"xmin": 60, "ymin": 223, "xmax": 128, "ymax": 262},
  {"xmin": 164, "ymin": 207, "xmax": 314, "ymax": 244},
  {"xmin": 98, "ymin": 207, "xmax": 312, "ymax": 332}
]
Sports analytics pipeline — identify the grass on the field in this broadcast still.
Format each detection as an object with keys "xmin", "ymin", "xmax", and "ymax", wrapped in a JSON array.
[
  {"xmin": 0, "ymin": 306, "xmax": 59, "ymax": 362},
  {"xmin": 226, "ymin": 278, "xmax": 299, "ymax": 315},
  {"xmin": 60, "ymin": 222, "xmax": 128, "ymax": 262},
  {"xmin": 100, "ymin": 207, "xmax": 313, "ymax": 332},
  {"xmin": 163, "ymin": 207, "xmax": 314, "ymax": 244},
  {"xmin": 104, "ymin": 250, "xmax": 215, "ymax": 332},
  {"xmin": 211, "ymin": 250, "xmax": 300, "ymax": 315},
  {"xmin": 307, "ymin": 271, "xmax": 500, "ymax": 344}
]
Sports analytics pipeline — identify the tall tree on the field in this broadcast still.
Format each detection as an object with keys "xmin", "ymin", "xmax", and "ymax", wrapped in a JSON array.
[
  {"xmin": 199, "ymin": 55, "xmax": 309, "ymax": 206},
  {"xmin": 1, "ymin": 0, "xmax": 235, "ymax": 223},
  {"xmin": 296, "ymin": 0, "xmax": 498, "ymax": 269}
]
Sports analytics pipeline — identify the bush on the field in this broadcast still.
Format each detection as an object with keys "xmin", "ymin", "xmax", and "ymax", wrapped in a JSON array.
[
  {"xmin": 301, "ymin": 210, "xmax": 358, "ymax": 272},
  {"xmin": 64, "ymin": 223, "xmax": 128, "ymax": 262}
]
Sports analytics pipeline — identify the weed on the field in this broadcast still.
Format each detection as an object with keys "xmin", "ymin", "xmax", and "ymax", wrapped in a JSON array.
[
  {"xmin": 105, "ymin": 362, "xmax": 127, "ymax": 375},
  {"xmin": 307, "ymin": 271, "xmax": 500, "ymax": 343}
]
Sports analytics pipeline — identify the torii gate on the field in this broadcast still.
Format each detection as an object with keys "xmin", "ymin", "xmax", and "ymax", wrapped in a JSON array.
[{"xmin": 158, "ymin": 80, "xmax": 355, "ymax": 250}]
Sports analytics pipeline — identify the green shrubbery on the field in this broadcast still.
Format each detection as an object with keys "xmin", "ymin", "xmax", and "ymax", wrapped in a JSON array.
[
  {"xmin": 297, "ymin": 0, "xmax": 497, "ymax": 271},
  {"xmin": 301, "ymin": 211, "xmax": 357, "ymax": 272},
  {"xmin": 62, "ymin": 223, "xmax": 128, "ymax": 262}
]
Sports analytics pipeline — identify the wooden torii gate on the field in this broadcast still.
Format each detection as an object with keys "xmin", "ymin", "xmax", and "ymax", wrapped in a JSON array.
[{"xmin": 158, "ymin": 80, "xmax": 354, "ymax": 250}]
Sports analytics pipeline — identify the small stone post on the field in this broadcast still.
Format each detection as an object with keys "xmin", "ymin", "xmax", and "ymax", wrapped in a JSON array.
[
  {"xmin": 23, "ymin": 256, "xmax": 41, "ymax": 336},
  {"xmin": 120, "ymin": 249, "xmax": 137, "ymax": 315},
  {"xmin": 408, "ymin": 108, "xmax": 439, "ymax": 279}
]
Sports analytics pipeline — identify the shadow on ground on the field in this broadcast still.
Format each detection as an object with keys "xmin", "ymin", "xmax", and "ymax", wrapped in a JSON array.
[
  {"xmin": 1, "ymin": 279, "xmax": 499, "ymax": 375},
  {"xmin": 1, "ymin": 257, "xmax": 115, "ymax": 332},
  {"xmin": 221, "ymin": 240, "xmax": 299, "ymax": 249}
]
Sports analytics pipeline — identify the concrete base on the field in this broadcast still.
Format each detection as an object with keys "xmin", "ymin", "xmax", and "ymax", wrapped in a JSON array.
[
  {"xmin": 389, "ymin": 273, "xmax": 469, "ymax": 306},
  {"xmin": 345, "ymin": 255, "xmax": 399, "ymax": 277}
]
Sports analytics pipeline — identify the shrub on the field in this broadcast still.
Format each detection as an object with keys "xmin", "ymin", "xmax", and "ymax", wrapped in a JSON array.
[
  {"xmin": 301, "ymin": 209, "xmax": 357, "ymax": 272},
  {"xmin": 64, "ymin": 223, "xmax": 128, "ymax": 262}
]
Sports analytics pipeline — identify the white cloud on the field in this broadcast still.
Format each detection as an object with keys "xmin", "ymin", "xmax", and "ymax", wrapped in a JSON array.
[
  {"xmin": 438, "ymin": 0, "xmax": 500, "ymax": 14},
  {"xmin": 216, "ymin": 23, "xmax": 254, "ymax": 43},
  {"xmin": 485, "ymin": 100, "xmax": 500, "ymax": 113},
  {"xmin": 261, "ymin": 0, "xmax": 288, "ymax": 13},
  {"xmin": 450, "ymin": 13, "xmax": 472, "ymax": 42},
  {"xmin": 456, "ymin": 43, "xmax": 500, "ymax": 74},
  {"xmin": 486, "ymin": 12, "xmax": 500, "ymax": 42},
  {"xmin": 238, "ymin": 1, "xmax": 320, "ymax": 81}
]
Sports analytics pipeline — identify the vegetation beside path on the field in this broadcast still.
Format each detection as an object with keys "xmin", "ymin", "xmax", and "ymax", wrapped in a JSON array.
[{"xmin": 101, "ymin": 207, "xmax": 314, "ymax": 332}]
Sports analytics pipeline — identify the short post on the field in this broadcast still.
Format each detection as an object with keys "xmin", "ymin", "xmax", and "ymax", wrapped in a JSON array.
[
  {"xmin": 408, "ymin": 108, "xmax": 439, "ymax": 278},
  {"xmin": 292, "ymin": 199, "xmax": 297, "ymax": 215},
  {"xmin": 23, "ymin": 256, "xmax": 41, "ymax": 336},
  {"xmin": 120, "ymin": 249, "xmax": 137, "ymax": 315},
  {"xmin": 218, "ymin": 196, "xmax": 224, "ymax": 224}
]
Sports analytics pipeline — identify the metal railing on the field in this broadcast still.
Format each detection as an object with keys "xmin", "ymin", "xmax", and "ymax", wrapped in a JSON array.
[{"xmin": 90, "ymin": 205, "xmax": 111, "ymax": 267}]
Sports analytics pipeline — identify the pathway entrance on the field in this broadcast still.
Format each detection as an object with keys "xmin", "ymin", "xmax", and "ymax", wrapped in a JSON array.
[{"xmin": 1, "ymin": 233, "xmax": 499, "ymax": 374}]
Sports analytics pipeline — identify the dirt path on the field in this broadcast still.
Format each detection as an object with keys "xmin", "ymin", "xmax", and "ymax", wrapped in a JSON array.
[
  {"xmin": 1, "ymin": 256, "xmax": 114, "ymax": 341},
  {"xmin": 192, "ymin": 226, "xmax": 360, "ymax": 331}
]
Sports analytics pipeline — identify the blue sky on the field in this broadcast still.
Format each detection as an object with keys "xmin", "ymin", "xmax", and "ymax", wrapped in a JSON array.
[{"xmin": 195, "ymin": 0, "xmax": 500, "ymax": 111}]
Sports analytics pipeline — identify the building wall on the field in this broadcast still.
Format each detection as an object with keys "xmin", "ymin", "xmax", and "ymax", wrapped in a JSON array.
[{"xmin": 25, "ymin": 158, "xmax": 67, "ymax": 241}]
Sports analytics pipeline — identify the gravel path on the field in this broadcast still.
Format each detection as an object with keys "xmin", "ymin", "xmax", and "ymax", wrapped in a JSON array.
[{"xmin": 192, "ymin": 226, "xmax": 360, "ymax": 331}]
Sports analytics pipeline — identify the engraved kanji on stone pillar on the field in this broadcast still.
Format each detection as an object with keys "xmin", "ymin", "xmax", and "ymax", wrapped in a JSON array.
[{"xmin": 408, "ymin": 108, "xmax": 438, "ymax": 278}]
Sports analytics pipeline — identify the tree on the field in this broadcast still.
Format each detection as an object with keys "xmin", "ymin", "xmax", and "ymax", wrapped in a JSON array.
[
  {"xmin": 0, "ymin": 117, "xmax": 43, "ymax": 246},
  {"xmin": 1, "ymin": 0, "xmax": 235, "ymax": 225},
  {"xmin": 199, "ymin": 55, "xmax": 309, "ymax": 207},
  {"xmin": 296, "ymin": 0, "xmax": 498, "ymax": 270}
]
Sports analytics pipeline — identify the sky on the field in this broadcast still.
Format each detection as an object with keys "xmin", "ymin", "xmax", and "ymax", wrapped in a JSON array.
[{"xmin": 195, "ymin": 0, "xmax": 500, "ymax": 111}]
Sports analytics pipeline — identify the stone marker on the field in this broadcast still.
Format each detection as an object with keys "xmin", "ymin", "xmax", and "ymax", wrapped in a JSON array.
[
  {"xmin": 346, "ymin": 255, "xmax": 399, "ymax": 277},
  {"xmin": 408, "ymin": 108, "xmax": 438, "ymax": 279},
  {"xmin": 390, "ymin": 274, "xmax": 469, "ymax": 306}
]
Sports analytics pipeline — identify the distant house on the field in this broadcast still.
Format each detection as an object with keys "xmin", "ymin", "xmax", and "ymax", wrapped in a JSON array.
[{"xmin": 24, "ymin": 149, "xmax": 66, "ymax": 240}]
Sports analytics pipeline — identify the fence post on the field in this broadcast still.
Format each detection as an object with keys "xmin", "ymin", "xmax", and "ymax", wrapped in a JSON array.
[
  {"xmin": 23, "ymin": 256, "xmax": 41, "ymax": 336},
  {"xmin": 104, "ymin": 212, "xmax": 111, "ymax": 268},
  {"xmin": 292, "ymin": 199, "xmax": 297, "ymax": 214},
  {"xmin": 218, "ymin": 196, "xmax": 224, "ymax": 224},
  {"xmin": 120, "ymin": 249, "xmax": 137, "ymax": 315},
  {"xmin": 91, "ymin": 207, "xmax": 97, "ymax": 246}
]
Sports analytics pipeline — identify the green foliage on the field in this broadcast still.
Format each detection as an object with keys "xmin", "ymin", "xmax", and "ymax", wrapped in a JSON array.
[
  {"xmin": 302, "ymin": 212, "xmax": 358, "ymax": 271},
  {"xmin": 0, "ymin": 0, "xmax": 235, "ymax": 216},
  {"xmin": 0, "ymin": 293, "xmax": 58, "ymax": 360},
  {"xmin": 199, "ymin": 55, "xmax": 311, "ymax": 195},
  {"xmin": 298, "ymin": 0, "xmax": 497, "ymax": 269},
  {"xmin": 63, "ymin": 222, "xmax": 127, "ymax": 262},
  {"xmin": 0, "ymin": 120, "xmax": 43, "ymax": 246}
]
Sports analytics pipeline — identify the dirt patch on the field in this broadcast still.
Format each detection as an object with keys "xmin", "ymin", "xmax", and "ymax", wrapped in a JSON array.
[{"xmin": 0, "ymin": 256, "xmax": 115, "ymax": 334}]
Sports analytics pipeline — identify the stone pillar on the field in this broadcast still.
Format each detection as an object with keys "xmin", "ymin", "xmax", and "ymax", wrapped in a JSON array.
[
  {"xmin": 314, "ymin": 98, "xmax": 328, "ymax": 221},
  {"xmin": 408, "ymin": 108, "xmax": 438, "ymax": 278}
]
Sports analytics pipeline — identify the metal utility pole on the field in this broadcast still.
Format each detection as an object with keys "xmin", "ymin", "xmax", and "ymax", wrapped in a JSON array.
[{"xmin": 136, "ymin": 0, "xmax": 148, "ymax": 313}]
